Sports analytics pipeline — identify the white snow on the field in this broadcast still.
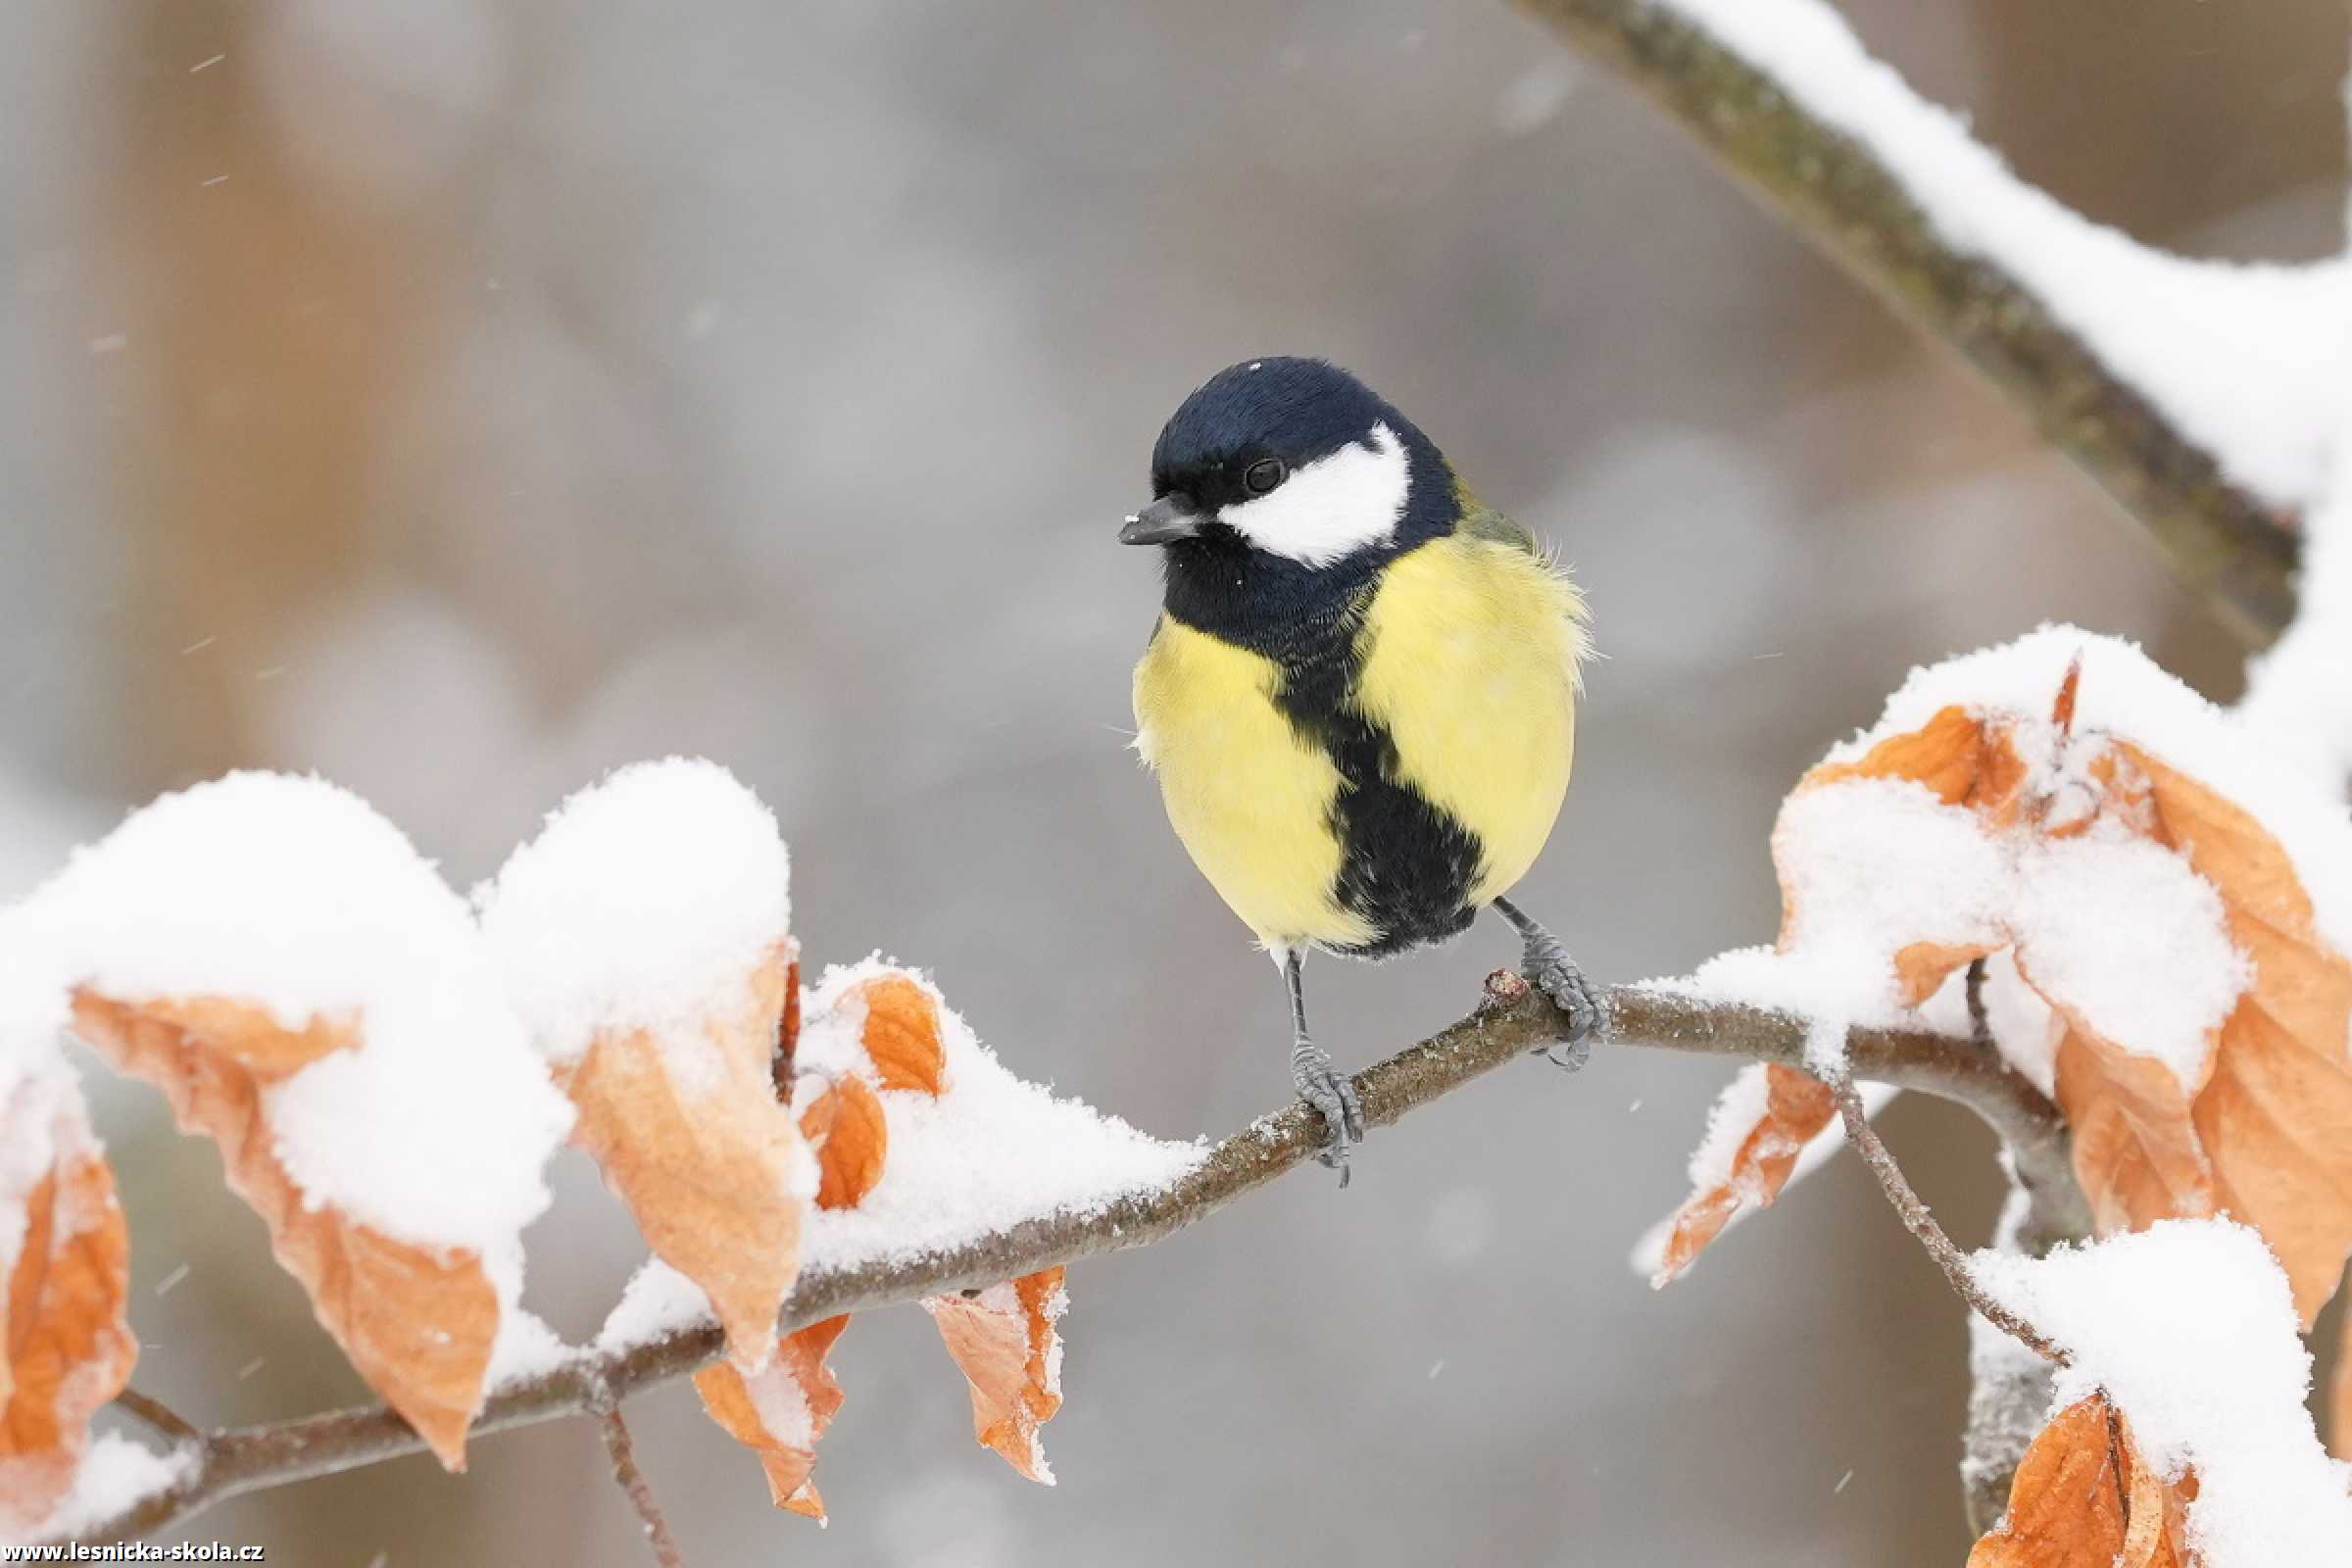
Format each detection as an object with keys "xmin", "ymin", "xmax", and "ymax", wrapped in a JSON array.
[
  {"xmin": 2007, "ymin": 832, "xmax": 2243, "ymax": 1091},
  {"xmin": 1637, "ymin": 626, "xmax": 2334, "ymax": 1283},
  {"xmin": 1976, "ymin": 1220, "xmax": 2352, "ymax": 1565},
  {"xmin": 1, "ymin": 906, "xmax": 73, "ymax": 1110},
  {"xmin": 0, "ymin": 1054, "xmax": 89, "ymax": 1292},
  {"xmin": 1777, "ymin": 775, "xmax": 2008, "ymax": 1072},
  {"xmin": 479, "ymin": 758, "xmax": 792, "ymax": 1083},
  {"xmin": 484, "ymin": 1306, "xmax": 574, "ymax": 1392},
  {"xmin": 1847, "ymin": 626, "xmax": 2352, "ymax": 972},
  {"xmin": 740, "ymin": 1355, "xmax": 816, "ymax": 1450},
  {"xmin": 1653, "ymin": 0, "xmax": 2352, "ymax": 512},
  {"xmin": 595, "ymin": 1257, "xmax": 716, "ymax": 1354},
  {"xmin": 1661, "ymin": 628, "xmax": 2351, "ymax": 1099},
  {"xmin": 10, "ymin": 772, "xmax": 573, "ymax": 1286},
  {"xmin": 792, "ymin": 959, "xmax": 1201, "ymax": 1269},
  {"xmin": 1683, "ymin": 1062, "xmax": 1773, "ymax": 1193},
  {"xmin": 1920, "ymin": 949, "xmax": 2056, "ymax": 1099},
  {"xmin": 9, "ymin": 1436, "xmax": 199, "ymax": 1546},
  {"xmin": 2239, "ymin": 382, "xmax": 2352, "ymax": 787},
  {"xmin": 1650, "ymin": 774, "xmax": 2008, "ymax": 1076},
  {"xmin": 1629, "ymin": 1068, "xmax": 1896, "ymax": 1282}
]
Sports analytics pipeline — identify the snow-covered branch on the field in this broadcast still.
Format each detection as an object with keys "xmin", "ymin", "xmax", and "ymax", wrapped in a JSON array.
[
  {"xmin": 1519, "ymin": 0, "xmax": 2334, "ymax": 647},
  {"xmin": 58, "ymin": 973, "xmax": 2057, "ymax": 1547}
]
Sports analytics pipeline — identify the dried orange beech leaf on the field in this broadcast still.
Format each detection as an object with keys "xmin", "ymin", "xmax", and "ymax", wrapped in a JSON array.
[
  {"xmin": 1967, "ymin": 1395, "xmax": 2191, "ymax": 1568},
  {"xmin": 771, "ymin": 956, "xmax": 802, "ymax": 1094},
  {"xmin": 852, "ymin": 973, "xmax": 945, "ymax": 1095},
  {"xmin": 1745, "ymin": 677, "xmax": 2352, "ymax": 1325},
  {"xmin": 2118, "ymin": 746, "xmax": 2352, "ymax": 1322},
  {"xmin": 70, "ymin": 992, "xmax": 494, "ymax": 1469},
  {"xmin": 1806, "ymin": 702, "xmax": 2034, "ymax": 822},
  {"xmin": 799, "ymin": 1074, "xmax": 887, "ymax": 1211},
  {"xmin": 0, "ymin": 1077, "xmax": 134, "ymax": 1533},
  {"xmin": 923, "ymin": 1267, "xmax": 1066, "ymax": 1484},
  {"xmin": 561, "ymin": 947, "xmax": 805, "ymax": 1368},
  {"xmin": 692, "ymin": 1314, "xmax": 851, "ymax": 1521},
  {"xmin": 1650, "ymin": 1065, "xmax": 1834, "ymax": 1286}
]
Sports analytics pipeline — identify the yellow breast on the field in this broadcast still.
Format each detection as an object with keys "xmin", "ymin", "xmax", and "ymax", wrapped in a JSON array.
[
  {"xmin": 1352, "ymin": 534, "xmax": 1585, "ymax": 906},
  {"xmin": 1132, "ymin": 531, "xmax": 1585, "ymax": 951},
  {"xmin": 1132, "ymin": 619, "xmax": 1376, "ymax": 952}
]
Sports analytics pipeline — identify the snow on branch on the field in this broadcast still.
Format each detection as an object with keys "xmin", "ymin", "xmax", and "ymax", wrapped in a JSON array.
[
  {"xmin": 51, "ymin": 973, "xmax": 2050, "ymax": 1547},
  {"xmin": 1518, "ymin": 0, "xmax": 2335, "ymax": 647},
  {"xmin": 30, "ymin": 624, "xmax": 2352, "ymax": 1550},
  {"xmin": 1977, "ymin": 1221, "xmax": 2352, "ymax": 1565},
  {"xmin": 1624, "ymin": 622, "xmax": 2352, "ymax": 1542}
]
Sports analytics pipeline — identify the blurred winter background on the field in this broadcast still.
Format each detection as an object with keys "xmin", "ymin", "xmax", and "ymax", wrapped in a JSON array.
[{"xmin": 3, "ymin": 1, "xmax": 2345, "ymax": 1561}]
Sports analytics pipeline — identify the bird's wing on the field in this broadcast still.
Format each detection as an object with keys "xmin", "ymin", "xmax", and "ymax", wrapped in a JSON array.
[
  {"xmin": 1451, "ymin": 478, "xmax": 1542, "ymax": 556},
  {"xmin": 1451, "ymin": 477, "xmax": 1591, "ymax": 682}
]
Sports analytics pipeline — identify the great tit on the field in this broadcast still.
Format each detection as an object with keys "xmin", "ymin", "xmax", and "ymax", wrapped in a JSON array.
[{"xmin": 1124, "ymin": 356, "xmax": 1596, "ymax": 1183}]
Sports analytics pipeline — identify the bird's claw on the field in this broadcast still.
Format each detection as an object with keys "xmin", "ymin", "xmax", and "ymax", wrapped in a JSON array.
[
  {"xmin": 1293, "ymin": 1044, "xmax": 1364, "ymax": 1188},
  {"xmin": 1524, "ymin": 941, "xmax": 1600, "ymax": 1070}
]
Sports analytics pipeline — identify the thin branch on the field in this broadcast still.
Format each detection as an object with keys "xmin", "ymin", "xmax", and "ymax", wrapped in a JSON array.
[
  {"xmin": 57, "ymin": 977, "xmax": 2080, "ymax": 1546},
  {"xmin": 590, "ymin": 1390, "xmax": 687, "ymax": 1568},
  {"xmin": 110, "ymin": 1389, "xmax": 202, "ymax": 1447},
  {"xmin": 1605, "ymin": 987, "xmax": 2088, "ymax": 1251},
  {"xmin": 1826, "ymin": 1073, "xmax": 2065, "ymax": 1364},
  {"xmin": 1948, "ymin": 945, "xmax": 2076, "ymax": 1532},
  {"xmin": 1513, "ymin": 0, "xmax": 2301, "ymax": 647}
]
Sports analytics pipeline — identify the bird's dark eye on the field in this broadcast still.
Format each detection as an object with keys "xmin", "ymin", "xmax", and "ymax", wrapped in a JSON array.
[{"xmin": 1243, "ymin": 458, "xmax": 1287, "ymax": 495}]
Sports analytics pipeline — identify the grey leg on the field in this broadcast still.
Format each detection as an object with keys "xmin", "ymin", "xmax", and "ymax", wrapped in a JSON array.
[
  {"xmin": 1490, "ymin": 896, "xmax": 1600, "ymax": 1069},
  {"xmin": 1284, "ymin": 948, "xmax": 1364, "ymax": 1187}
]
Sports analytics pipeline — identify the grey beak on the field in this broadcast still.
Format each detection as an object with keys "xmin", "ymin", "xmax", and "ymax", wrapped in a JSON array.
[{"xmin": 1120, "ymin": 492, "xmax": 1206, "ymax": 545}]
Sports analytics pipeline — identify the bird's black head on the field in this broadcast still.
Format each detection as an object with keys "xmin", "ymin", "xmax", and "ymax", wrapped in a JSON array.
[{"xmin": 1122, "ymin": 358, "xmax": 1456, "ymax": 644}]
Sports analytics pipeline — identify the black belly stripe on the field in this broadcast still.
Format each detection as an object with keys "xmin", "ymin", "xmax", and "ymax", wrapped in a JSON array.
[{"xmin": 1270, "ymin": 612, "xmax": 1485, "ymax": 958}]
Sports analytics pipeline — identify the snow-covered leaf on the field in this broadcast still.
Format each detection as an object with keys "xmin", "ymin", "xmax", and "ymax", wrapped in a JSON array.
[
  {"xmin": 1964, "ymin": 1394, "xmax": 2189, "ymax": 1568},
  {"xmin": 72, "ymin": 993, "xmax": 499, "ymax": 1469},
  {"xmin": 1657, "ymin": 631, "xmax": 2352, "ymax": 1323},
  {"xmin": 17, "ymin": 774, "xmax": 574, "ymax": 1470},
  {"xmin": 923, "ymin": 1268, "xmax": 1066, "ymax": 1485},
  {"xmin": 482, "ymin": 760, "xmax": 807, "ymax": 1370},
  {"xmin": 691, "ymin": 1315, "xmax": 850, "ymax": 1522},
  {"xmin": 0, "ymin": 1066, "xmax": 134, "ymax": 1534},
  {"xmin": 1647, "ymin": 1063, "xmax": 1834, "ymax": 1286},
  {"xmin": 792, "ymin": 960, "xmax": 1197, "ymax": 1267},
  {"xmin": 1974, "ymin": 1220, "xmax": 2352, "ymax": 1567},
  {"xmin": 2112, "ymin": 747, "xmax": 2352, "ymax": 1320},
  {"xmin": 551, "ymin": 953, "xmax": 804, "ymax": 1369}
]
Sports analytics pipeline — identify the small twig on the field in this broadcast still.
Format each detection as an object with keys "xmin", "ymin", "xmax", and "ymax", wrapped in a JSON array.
[
  {"xmin": 1826, "ymin": 1072, "xmax": 2067, "ymax": 1364},
  {"xmin": 1964, "ymin": 957, "xmax": 1991, "ymax": 1051},
  {"xmin": 111, "ymin": 1389, "xmax": 202, "ymax": 1447},
  {"xmin": 590, "ymin": 1389, "xmax": 687, "ymax": 1568}
]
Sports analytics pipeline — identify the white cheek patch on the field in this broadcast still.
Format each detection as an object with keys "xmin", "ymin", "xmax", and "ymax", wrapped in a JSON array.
[{"xmin": 1219, "ymin": 421, "xmax": 1410, "ymax": 566}]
